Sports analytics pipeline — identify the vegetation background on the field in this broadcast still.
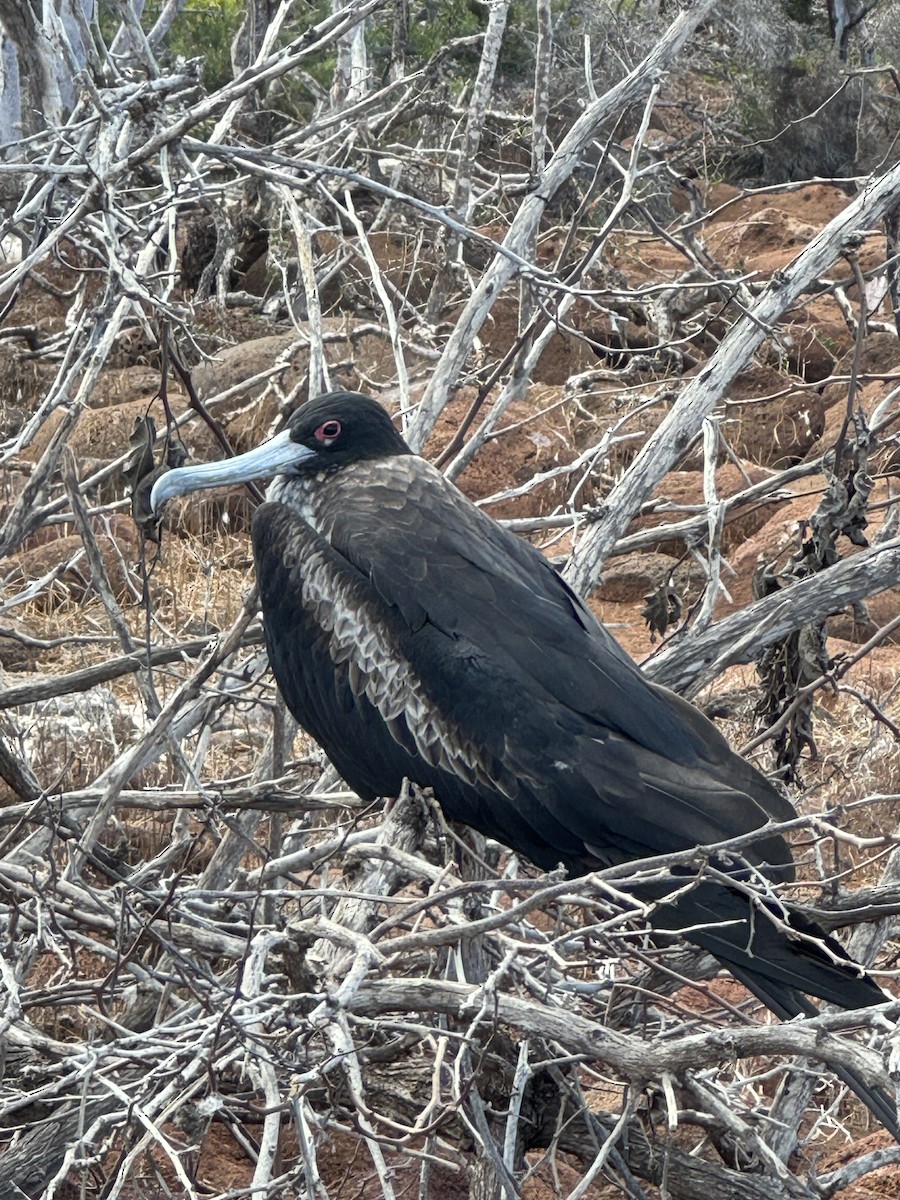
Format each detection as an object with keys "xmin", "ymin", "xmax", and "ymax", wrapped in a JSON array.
[{"xmin": 2, "ymin": 0, "xmax": 900, "ymax": 1196}]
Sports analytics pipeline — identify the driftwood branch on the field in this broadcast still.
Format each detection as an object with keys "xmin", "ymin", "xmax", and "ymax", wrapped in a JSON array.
[
  {"xmin": 407, "ymin": 0, "xmax": 718, "ymax": 448},
  {"xmin": 646, "ymin": 535, "xmax": 900, "ymax": 695},
  {"xmin": 565, "ymin": 158, "xmax": 900, "ymax": 595}
]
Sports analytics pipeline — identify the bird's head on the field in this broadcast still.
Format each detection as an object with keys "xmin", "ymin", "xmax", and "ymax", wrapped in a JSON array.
[{"xmin": 150, "ymin": 391, "xmax": 412, "ymax": 513}]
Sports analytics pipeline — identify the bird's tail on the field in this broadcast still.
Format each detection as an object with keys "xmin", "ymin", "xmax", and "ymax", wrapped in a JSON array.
[
  {"xmin": 638, "ymin": 877, "xmax": 899, "ymax": 1141},
  {"xmin": 725, "ymin": 963, "xmax": 900, "ymax": 1142}
]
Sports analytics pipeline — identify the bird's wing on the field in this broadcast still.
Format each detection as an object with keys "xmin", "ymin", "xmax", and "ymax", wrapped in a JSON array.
[{"xmin": 323, "ymin": 461, "xmax": 794, "ymax": 868}]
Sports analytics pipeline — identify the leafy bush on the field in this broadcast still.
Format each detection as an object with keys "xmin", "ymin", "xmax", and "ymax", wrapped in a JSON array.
[{"xmin": 160, "ymin": 0, "xmax": 250, "ymax": 89}]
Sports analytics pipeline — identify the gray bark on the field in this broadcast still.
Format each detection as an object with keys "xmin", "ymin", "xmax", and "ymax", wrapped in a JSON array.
[
  {"xmin": 564, "ymin": 156, "xmax": 900, "ymax": 598},
  {"xmin": 407, "ymin": 0, "xmax": 719, "ymax": 450},
  {"xmin": 0, "ymin": 0, "xmax": 91, "ymax": 139}
]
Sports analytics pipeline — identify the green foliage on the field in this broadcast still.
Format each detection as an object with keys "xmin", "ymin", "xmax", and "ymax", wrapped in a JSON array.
[
  {"xmin": 143, "ymin": 0, "xmax": 539, "ymax": 107},
  {"xmin": 366, "ymin": 0, "xmax": 538, "ymax": 86},
  {"xmin": 162, "ymin": 0, "xmax": 246, "ymax": 90},
  {"xmin": 498, "ymin": 0, "xmax": 538, "ymax": 79},
  {"xmin": 406, "ymin": 0, "xmax": 484, "ymax": 58},
  {"xmin": 163, "ymin": 0, "xmax": 537, "ymax": 124},
  {"xmin": 780, "ymin": 0, "xmax": 816, "ymax": 22}
]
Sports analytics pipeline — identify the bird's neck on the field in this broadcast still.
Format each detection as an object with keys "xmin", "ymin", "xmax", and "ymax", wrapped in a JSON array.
[
  {"xmin": 267, "ymin": 455, "xmax": 424, "ymax": 536},
  {"xmin": 266, "ymin": 470, "xmax": 330, "ymax": 530}
]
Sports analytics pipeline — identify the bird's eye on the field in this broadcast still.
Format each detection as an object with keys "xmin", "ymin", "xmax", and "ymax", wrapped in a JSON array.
[{"xmin": 315, "ymin": 420, "xmax": 342, "ymax": 444}]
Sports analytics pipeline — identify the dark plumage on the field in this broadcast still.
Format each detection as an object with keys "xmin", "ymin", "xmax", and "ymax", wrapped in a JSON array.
[{"xmin": 151, "ymin": 390, "xmax": 896, "ymax": 1136}]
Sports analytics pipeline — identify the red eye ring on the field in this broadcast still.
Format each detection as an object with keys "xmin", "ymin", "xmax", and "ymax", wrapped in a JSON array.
[{"xmin": 315, "ymin": 419, "xmax": 342, "ymax": 444}]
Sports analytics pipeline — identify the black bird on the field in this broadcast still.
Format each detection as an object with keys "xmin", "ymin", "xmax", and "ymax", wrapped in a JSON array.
[{"xmin": 151, "ymin": 391, "xmax": 896, "ymax": 1135}]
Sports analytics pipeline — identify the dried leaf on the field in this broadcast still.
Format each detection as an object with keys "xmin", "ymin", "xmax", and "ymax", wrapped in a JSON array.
[
  {"xmin": 130, "ymin": 464, "xmax": 167, "ymax": 544},
  {"xmin": 642, "ymin": 583, "xmax": 683, "ymax": 641},
  {"xmin": 121, "ymin": 415, "xmax": 156, "ymax": 494}
]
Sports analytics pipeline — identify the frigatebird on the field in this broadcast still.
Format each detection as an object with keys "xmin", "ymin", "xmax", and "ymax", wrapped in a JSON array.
[{"xmin": 151, "ymin": 390, "xmax": 896, "ymax": 1136}]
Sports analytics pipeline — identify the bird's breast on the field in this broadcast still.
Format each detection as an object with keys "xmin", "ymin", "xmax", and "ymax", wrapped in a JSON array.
[{"xmin": 267, "ymin": 519, "xmax": 499, "ymax": 793}]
